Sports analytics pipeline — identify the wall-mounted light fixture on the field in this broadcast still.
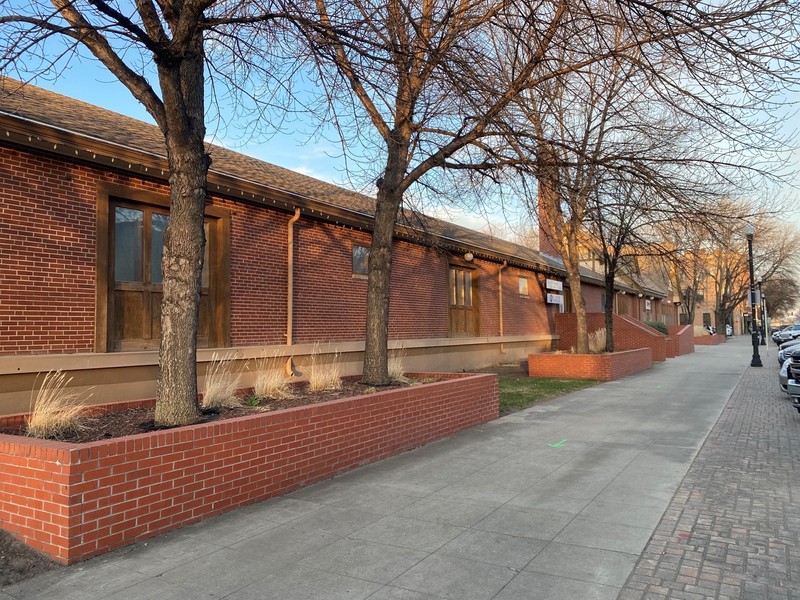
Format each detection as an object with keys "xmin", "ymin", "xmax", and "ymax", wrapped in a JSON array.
[
  {"xmin": 464, "ymin": 252, "xmax": 474, "ymax": 262},
  {"xmin": 638, "ymin": 293, "xmax": 643, "ymax": 298}
]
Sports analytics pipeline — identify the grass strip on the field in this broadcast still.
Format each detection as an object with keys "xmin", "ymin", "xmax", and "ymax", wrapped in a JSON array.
[{"xmin": 499, "ymin": 376, "xmax": 598, "ymax": 415}]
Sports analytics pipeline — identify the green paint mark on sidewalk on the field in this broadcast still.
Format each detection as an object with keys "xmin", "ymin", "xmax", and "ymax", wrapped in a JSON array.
[{"xmin": 549, "ymin": 439, "xmax": 567, "ymax": 447}]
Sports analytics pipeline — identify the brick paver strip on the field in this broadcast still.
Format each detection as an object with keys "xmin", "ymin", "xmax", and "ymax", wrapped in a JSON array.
[{"xmin": 618, "ymin": 363, "xmax": 800, "ymax": 600}]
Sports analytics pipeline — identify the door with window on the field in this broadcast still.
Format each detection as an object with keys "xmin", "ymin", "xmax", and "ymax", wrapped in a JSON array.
[
  {"xmin": 449, "ymin": 266, "xmax": 478, "ymax": 337},
  {"xmin": 111, "ymin": 202, "xmax": 212, "ymax": 351}
]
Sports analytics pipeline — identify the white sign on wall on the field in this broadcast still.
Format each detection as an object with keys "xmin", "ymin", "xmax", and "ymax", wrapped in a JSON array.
[
  {"xmin": 545, "ymin": 279, "xmax": 563, "ymax": 291},
  {"xmin": 546, "ymin": 293, "xmax": 564, "ymax": 305}
]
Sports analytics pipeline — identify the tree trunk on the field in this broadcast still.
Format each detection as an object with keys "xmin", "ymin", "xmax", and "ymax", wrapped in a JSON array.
[
  {"xmin": 153, "ymin": 38, "xmax": 208, "ymax": 427},
  {"xmin": 361, "ymin": 150, "xmax": 406, "ymax": 386},
  {"xmin": 604, "ymin": 272, "xmax": 615, "ymax": 353},
  {"xmin": 566, "ymin": 265, "xmax": 589, "ymax": 354}
]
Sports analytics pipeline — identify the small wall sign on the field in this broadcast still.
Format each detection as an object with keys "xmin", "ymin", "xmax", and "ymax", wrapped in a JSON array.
[
  {"xmin": 546, "ymin": 293, "xmax": 564, "ymax": 305},
  {"xmin": 546, "ymin": 279, "xmax": 563, "ymax": 291}
]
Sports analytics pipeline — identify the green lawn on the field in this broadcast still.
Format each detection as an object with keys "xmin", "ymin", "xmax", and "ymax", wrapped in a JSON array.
[{"xmin": 499, "ymin": 376, "xmax": 598, "ymax": 415}]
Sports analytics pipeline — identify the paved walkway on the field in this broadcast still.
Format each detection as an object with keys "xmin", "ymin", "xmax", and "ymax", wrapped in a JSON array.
[
  {"xmin": 2, "ymin": 337, "xmax": 791, "ymax": 600},
  {"xmin": 618, "ymin": 343, "xmax": 800, "ymax": 600}
]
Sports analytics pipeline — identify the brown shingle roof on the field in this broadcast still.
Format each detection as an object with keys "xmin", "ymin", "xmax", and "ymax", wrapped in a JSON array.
[{"xmin": 0, "ymin": 78, "xmax": 590, "ymax": 279}]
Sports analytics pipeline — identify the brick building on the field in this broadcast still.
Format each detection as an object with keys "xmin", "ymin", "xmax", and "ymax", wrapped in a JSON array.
[{"xmin": 0, "ymin": 80, "xmax": 677, "ymax": 415}]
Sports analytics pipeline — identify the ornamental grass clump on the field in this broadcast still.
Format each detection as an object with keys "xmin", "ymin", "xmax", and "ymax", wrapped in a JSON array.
[
  {"xmin": 388, "ymin": 345, "xmax": 409, "ymax": 383},
  {"xmin": 252, "ymin": 350, "xmax": 293, "ymax": 399},
  {"xmin": 588, "ymin": 328, "xmax": 607, "ymax": 354},
  {"xmin": 26, "ymin": 370, "xmax": 90, "ymax": 439},
  {"xmin": 201, "ymin": 353, "xmax": 242, "ymax": 409},
  {"xmin": 308, "ymin": 343, "xmax": 342, "ymax": 392}
]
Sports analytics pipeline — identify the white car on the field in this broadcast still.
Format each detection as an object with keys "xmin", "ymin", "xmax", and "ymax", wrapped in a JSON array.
[{"xmin": 778, "ymin": 324, "xmax": 800, "ymax": 342}]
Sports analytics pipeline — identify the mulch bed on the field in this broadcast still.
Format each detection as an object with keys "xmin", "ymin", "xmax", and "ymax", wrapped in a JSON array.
[{"xmin": 3, "ymin": 380, "xmax": 423, "ymax": 444}]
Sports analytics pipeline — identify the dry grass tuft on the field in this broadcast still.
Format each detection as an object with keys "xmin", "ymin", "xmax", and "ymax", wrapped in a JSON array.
[
  {"xmin": 588, "ymin": 328, "xmax": 607, "ymax": 354},
  {"xmin": 388, "ymin": 345, "xmax": 409, "ymax": 383},
  {"xmin": 308, "ymin": 343, "xmax": 342, "ymax": 392},
  {"xmin": 252, "ymin": 350, "xmax": 293, "ymax": 399},
  {"xmin": 201, "ymin": 353, "xmax": 242, "ymax": 409},
  {"xmin": 26, "ymin": 371, "xmax": 90, "ymax": 439}
]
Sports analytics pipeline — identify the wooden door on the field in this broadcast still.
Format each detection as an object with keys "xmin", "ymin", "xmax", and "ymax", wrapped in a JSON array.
[
  {"xmin": 449, "ymin": 266, "xmax": 478, "ymax": 337},
  {"xmin": 111, "ymin": 203, "xmax": 211, "ymax": 351}
]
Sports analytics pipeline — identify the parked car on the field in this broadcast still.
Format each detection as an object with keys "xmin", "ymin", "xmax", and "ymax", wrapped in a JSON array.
[
  {"xmin": 780, "ymin": 359, "xmax": 789, "ymax": 394},
  {"xmin": 785, "ymin": 350, "xmax": 800, "ymax": 412},
  {"xmin": 773, "ymin": 325, "xmax": 791, "ymax": 344},
  {"xmin": 777, "ymin": 324, "xmax": 800, "ymax": 343},
  {"xmin": 778, "ymin": 338, "xmax": 800, "ymax": 364}
]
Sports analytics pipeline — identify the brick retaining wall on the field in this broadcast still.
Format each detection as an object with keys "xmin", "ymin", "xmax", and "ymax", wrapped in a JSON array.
[
  {"xmin": 528, "ymin": 348, "xmax": 653, "ymax": 381},
  {"xmin": 0, "ymin": 373, "xmax": 497, "ymax": 564},
  {"xmin": 555, "ymin": 313, "xmax": 667, "ymax": 361},
  {"xmin": 694, "ymin": 334, "xmax": 726, "ymax": 345},
  {"xmin": 667, "ymin": 325, "xmax": 695, "ymax": 357}
]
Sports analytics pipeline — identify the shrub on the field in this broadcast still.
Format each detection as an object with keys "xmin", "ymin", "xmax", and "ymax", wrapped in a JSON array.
[
  {"xmin": 308, "ymin": 343, "xmax": 342, "ymax": 391},
  {"xmin": 644, "ymin": 321, "xmax": 669, "ymax": 335},
  {"xmin": 201, "ymin": 353, "xmax": 242, "ymax": 409},
  {"xmin": 26, "ymin": 371, "xmax": 90, "ymax": 439},
  {"xmin": 588, "ymin": 328, "xmax": 607, "ymax": 354}
]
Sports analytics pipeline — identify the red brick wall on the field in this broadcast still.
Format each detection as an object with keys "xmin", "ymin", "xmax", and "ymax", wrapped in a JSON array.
[
  {"xmin": 0, "ymin": 373, "xmax": 498, "ymax": 564},
  {"xmin": 694, "ymin": 334, "xmax": 726, "ymax": 346},
  {"xmin": 291, "ymin": 226, "xmax": 450, "ymax": 343},
  {"xmin": 668, "ymin": 325, "xmax": 694, "ymax": 356},
  {"xmin": 582, "ymin": 284, "xmax": 604, "ymax": 313},
  {"xmin": 528, "ymin": 347, "xmax": 652, "ymax": 381},
  {"xmin": 0, "ymin": 144, "xmax": 552, "ymax": 354},
  {"xmin": 555, "ymin": 313, "xmax": 667, "ymax": 361},
  {"xmin": 0, "ymin": 146, "xmax": 167, "ymax": 355}
]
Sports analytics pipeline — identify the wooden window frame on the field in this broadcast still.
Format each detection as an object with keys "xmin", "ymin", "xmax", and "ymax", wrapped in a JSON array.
[
  {"xmin": 352, "ymin": 244, "xmax": 369, "ymax": 279},
  {"xmin": 95, "ymin": 182, "xmax": 231, "ymax": 352}
]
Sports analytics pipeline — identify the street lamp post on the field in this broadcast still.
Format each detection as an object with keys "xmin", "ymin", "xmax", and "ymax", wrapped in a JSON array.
[
  {"xmin": 757, "ymin": 277, "xmax": 766, "ymax": 346},
  {"xmin": 744, "ymin": 224, "xmax": 763, "ymax": 367}
]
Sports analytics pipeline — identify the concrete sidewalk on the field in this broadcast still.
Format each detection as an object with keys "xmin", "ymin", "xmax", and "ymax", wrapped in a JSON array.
[{"xmin": 1, "ymin": 337, "xmax": 773, "ymax": 600}]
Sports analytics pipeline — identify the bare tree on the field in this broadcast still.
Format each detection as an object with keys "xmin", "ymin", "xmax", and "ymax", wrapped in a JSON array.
[
  {"xmin": 763, "ymin": 277, "xmax": 800, "ymax": 321},
  {"xmin": 497, "ymin": 0, "xmax": 798, "ymax": 353},
  {"xmin": 270, "ymin": 0, "xmax": 578, "ymax": 384},
  {"xmin": 0, "ymin": 0, "xmax": 284, "ymax": 425}
]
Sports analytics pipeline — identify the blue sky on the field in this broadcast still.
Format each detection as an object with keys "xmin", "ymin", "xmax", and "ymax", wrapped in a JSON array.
[{"xmin": 25, "ymin": 61, "xmax": 800, "ymax": 240}]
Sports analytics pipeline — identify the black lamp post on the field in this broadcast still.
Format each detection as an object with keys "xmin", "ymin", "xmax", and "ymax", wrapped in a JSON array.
[
  {"xmin": 757, "ymin": 277, "xmax": 766, "ymax": 345},
  {"xmin": 744, "ymin": 224, "xmax": 763, "ymax": 367}
]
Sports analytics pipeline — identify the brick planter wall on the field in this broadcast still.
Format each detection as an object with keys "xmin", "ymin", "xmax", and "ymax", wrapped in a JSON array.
[
  {"xmin": 668, "ymin": 325, "xmax": 695, "ymax": 356},
  {"xmin": 555, "ymin": 313, "xmax": 667, "ymax": 361},
  {"xmin": 0, "ymin": 373, "xmax": 497, "ymax": 565},
  {"xmin": 694, "ymin": 334, "xmax": 726, "ymax": 345},
  {"xmin": 528, "ymin": 348, "xmax": 653, "ymax": 381}
]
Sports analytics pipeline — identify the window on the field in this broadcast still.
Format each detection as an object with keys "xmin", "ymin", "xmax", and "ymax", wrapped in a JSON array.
[
  {"xmin": 519, "ymin": 277, "xmax": 529, "ymax": 297},
  {"xmin": 450, "ymin": 267, "xmax": 472, "ymax": 307},
  {"xmin": 352, "ymin": 245, "xmax": 369, "ymax": 276},
  {"xmin": 96, "ymin": 183, "xmax": 230, "ymax": 352}
]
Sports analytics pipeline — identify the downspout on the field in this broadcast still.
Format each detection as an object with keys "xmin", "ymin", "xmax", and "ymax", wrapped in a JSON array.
[
  {"xmin": 499, "ymin": 261, "xmax": 508, "ymax": 353},
  {"xmin": 285, "ymin": 208, "xmax": 301, "ymax": 376}
]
